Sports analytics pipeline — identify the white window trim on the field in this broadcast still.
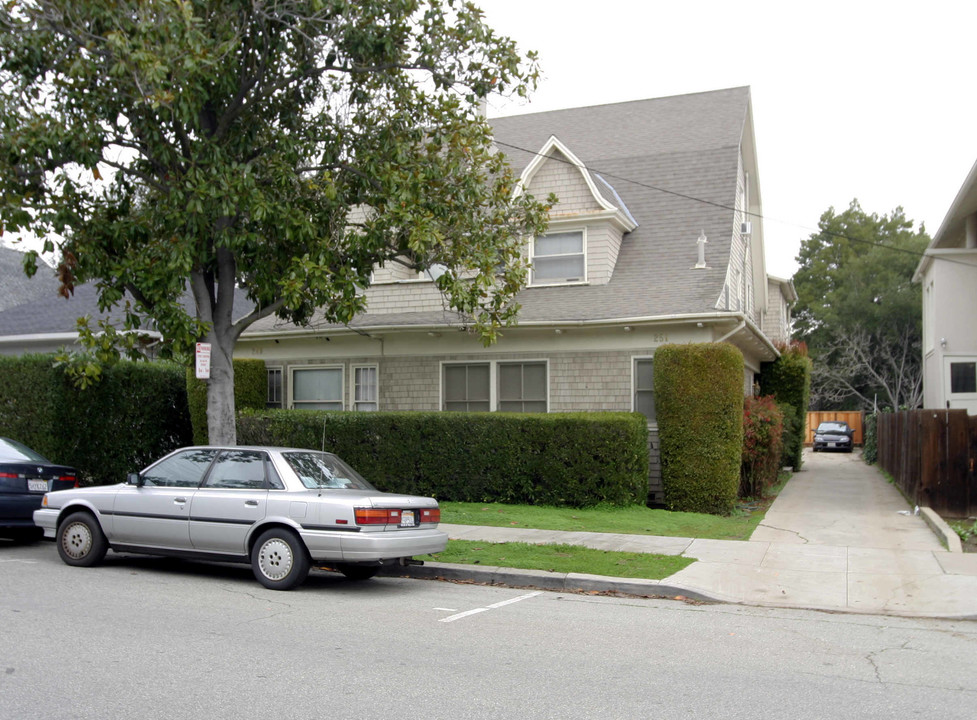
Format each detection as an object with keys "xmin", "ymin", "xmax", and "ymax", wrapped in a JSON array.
[
  {"xmin": 289, "ymin": 364, "xmax": 345, "ymax": 410},
  {"xmin": 266, "ymin": 365, "xmax": 284, "ymax": 408},
  {"xmin": 350, "ymin": 364, "xmax": 379, "ymax": 411},
  {"xmin": 440, "ymin": 359, "xmax": 550, "ymax": 413},
  {"xmin": 530, "ymin": 228, "xmax": 588, "ymax": 287},
  {"xmin": 631, "ymin": 354, "xmax": 657, "ymax": 427}
]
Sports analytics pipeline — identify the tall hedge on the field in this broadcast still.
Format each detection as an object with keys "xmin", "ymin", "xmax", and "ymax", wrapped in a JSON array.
[
  {"xmin": 187, "ymin": 358, "xmax": 268, "ymax": 444},
  {"xmin": 758, "ymin": 342, "xmax": 812, "ymax": 470},
  {"xmin": 655, "ymin": 343, "xmax": 744, "ymax": 514},
  {"xmin": 0, "ymin": 354, "xmax": 192, "ymax": 484},
  {"xmin": 237, "ymin": 410, "xmax": 649, "ymax": 507}
]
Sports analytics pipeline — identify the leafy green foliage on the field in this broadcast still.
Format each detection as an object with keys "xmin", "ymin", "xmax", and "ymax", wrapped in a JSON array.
[
  {"xmin": 186, "ymin": 358, "xmax": 267, "ymax": 445},
  {"xmin": 0, "ymin": 1, "xmax": 551, "ymax": 443},
  {"xmin": 740, "ymin": 395, "xmax": 784, "ymax": 498},
  {"xmin": 792, "ymin": 200, "xmax": 929, "ymax": 410},
  {"xmin": 758, "ymin": 342, "xmax": 811, "ymax": 470},
  {"xmin": 655, "ymin": 343, "xmax": 744, "ymax": 515},
  {"xmin": 237, "ymin": 410, "xmax": 649, "ymax": 507},
  {"xmin": 0, "ymin": 355, "xmax": 191, "ymax": 484}
]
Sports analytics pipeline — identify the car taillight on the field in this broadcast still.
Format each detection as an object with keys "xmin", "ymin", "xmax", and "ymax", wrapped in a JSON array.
[
  {"xmin": 354, "ymin": 508, "xmax": 394, "ymax": 525},
  {"xmin": 420, "ymin": 508, "xmax": 440, "ymax": 523},
  {"xmin": 0, "ymin": 472, "xmax": 19, "ymax": 479},
  {"xmin": 58, "ymin": 475, "xmax": 79, "ymax": 488}
]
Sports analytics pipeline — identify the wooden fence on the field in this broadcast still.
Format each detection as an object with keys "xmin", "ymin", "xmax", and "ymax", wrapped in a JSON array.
[
  {"xmin": 806, "ymin": 411, "xmax": 864, "ymax": 446},
  {"xmin": 876, "ymin": 410, "xmax": 977, "ymax": 518}
]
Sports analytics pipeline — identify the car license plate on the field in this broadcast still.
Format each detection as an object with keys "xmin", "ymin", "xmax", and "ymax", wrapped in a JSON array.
[
  {"xmin": 28, "ymin": 479, "xmax": 48, "ymax": 492},
  {"xmin": 399, "ymin": 510, "xmax": 415, "ymax": 527},
  {"xmin": 828, "ymin": 442, "xmax": 837, "ymax": 448}
]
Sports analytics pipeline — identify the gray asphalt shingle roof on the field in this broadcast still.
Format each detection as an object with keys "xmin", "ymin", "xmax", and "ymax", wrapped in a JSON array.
[
  {"xmin": 0, "ymin": 246, "xmax": 62, "ymax": 315},
  {"xmin": 251, "ymin": 86, "xmax": 750, "ymax": 334}
]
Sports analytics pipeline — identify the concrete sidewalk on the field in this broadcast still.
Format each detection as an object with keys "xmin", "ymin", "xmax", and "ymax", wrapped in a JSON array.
[{"xmin": 390, "ymin": 450, "xmax": 977, "ymax": 619}]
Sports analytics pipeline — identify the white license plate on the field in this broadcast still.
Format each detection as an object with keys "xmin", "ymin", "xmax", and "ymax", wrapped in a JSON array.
[
  {"xmin": 828, "ymin": 442, "xmax": 837, "ymax": 448},
  {"xmin": 28, "ymin": 479, "xmax": 48, "ymax": 492},
  {"xmin": 399, "ymin": 510, "xmax": 415, "ymax": 527}
]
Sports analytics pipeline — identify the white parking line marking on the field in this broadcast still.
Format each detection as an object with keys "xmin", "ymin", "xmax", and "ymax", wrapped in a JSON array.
[
  {"xmin": 0, "ymin": 560, "xmax": 38, "ymax": 564},
  {"xmin": 439, "ymin": 591, "xmax": 542, "ymax": 623},
  {"xmin": 434, "ymin": 608, "xmax": 458, "ymax": 612}
]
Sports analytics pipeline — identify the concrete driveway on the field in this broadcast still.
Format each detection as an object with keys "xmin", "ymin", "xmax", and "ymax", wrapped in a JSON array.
[{"xmin": 665, "ymin": 448, "xmax": 977, "ymax": 617}]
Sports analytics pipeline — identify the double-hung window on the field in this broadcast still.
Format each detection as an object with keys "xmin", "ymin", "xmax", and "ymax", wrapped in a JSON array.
[
  {"xmin": 352, "ymin": 366, "xmax": 379, "ymax": 411},
  {"xmin": 498, "ymin": 362, "xmax": 547, "ymax": 412},
  {"xmin": 633, "ymin": 358, "xmax": 656, "ymax": 422},
  {"xmin": 291, "ymin": 367, "xmax": 343, "ymax": 410},
  {"xmin": 443, "ymin": 363, "xmax": 491, "ymax": 412},
  {"xmin": 532, "ymin": 230, "xmax": 585, "ymax": 285},
  {"xmin": 266, "ymin": 367, "xmax": 283, "ymax": 409}
]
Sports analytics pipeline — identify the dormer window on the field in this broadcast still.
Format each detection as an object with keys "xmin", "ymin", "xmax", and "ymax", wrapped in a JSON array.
[{"xmin": 531, "ymin": 230, "xmax": 586, "ymax": 286}]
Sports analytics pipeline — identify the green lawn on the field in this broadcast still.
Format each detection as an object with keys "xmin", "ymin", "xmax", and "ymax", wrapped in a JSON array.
[
  {"xmin": 440, "ymin": 501, "xmax": 764, "ymax": 541},
  {"xmin": 419, "ymin": 540, "xmax": 695, "ymax": 580}
]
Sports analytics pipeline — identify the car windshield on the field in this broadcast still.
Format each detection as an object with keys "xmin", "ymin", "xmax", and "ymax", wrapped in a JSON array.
[
  {"xmin": 281, "ymin": 452, "xmax": 376, "ymax": 491},
  {"xmin": 817, "ymin": 422, "xmax": 849, "ymax": 433},
  {"xmin": 0, "ymin": 437, "xmax": 51, "ymax": 463}
]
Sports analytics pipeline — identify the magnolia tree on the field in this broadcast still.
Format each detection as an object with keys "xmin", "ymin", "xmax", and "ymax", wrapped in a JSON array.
[{"xmin": 0, "ymin": 0, "xmax": 551, "ymax": 443}]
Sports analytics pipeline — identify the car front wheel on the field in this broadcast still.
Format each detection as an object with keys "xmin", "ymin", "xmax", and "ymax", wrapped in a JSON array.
[
  {"xmin": 251, "ymin": 529, "xmax": 310, "ymax": 591},
  {"xmin": 57, "ymin": 512, "xmax": 108, "ymax": 567}
]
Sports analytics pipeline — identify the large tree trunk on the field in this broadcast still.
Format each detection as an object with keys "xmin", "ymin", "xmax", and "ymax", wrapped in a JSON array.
[{"xmin": 205, "ymin": 328, "xmax": 237, "ymax": 445}]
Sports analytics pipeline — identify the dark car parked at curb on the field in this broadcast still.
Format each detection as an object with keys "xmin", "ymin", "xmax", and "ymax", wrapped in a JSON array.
[
  {"xmin": 34, "ymin": 446, "xmax": 447, "ymax": 590},
  {"xmin": 812, "ymin": 421, "xmax": 854, "ymax": 453},
  {"xmin": 1, "ymin": 437, "xmax": 78, "ymax": 540}
]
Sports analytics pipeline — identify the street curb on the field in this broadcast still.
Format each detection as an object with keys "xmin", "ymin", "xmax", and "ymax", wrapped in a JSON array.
[
  {"xmin": 920, "ymin": 507, "xmax": 963, "ymax": 553},
  {"xmin": 378, "ymin": 561, "xmax": 720, "ymax": 603}
]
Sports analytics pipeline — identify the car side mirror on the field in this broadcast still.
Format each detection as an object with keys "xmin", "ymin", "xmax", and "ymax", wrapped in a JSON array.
[{"xmin": 127, "ymin": 472, "xmax": 144, "ymax": 487}]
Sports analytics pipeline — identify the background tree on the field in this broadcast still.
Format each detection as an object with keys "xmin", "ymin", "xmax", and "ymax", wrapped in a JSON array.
[
  {"xmin": 792, "ymin": 200, "xmax": 929, "ymax": 410},
  {"xmin": 0, "ymin": 0, "xmax": 550, "ymax": 443}
]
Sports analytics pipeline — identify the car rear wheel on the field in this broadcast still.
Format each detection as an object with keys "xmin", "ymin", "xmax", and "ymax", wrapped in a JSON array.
[
  {"xmin": 251, "ymin": 529, "xmax": 310, "ymax": 591},
  {"xmin": 337, "ymin": 564, "xmax": 380, "ymax": 581},
  {"xmin": 57, "ymin": 512, "xmax": 108, "ymax": 567}
]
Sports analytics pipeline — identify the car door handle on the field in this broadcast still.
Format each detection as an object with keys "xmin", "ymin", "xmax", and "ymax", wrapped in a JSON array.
[
  {"xmin": 245, "ymin": 500, "xmax": 259, "ymax": 507},
  {"xmin": 174, "ymin": 497, "xmax": 187, "ymax": 504}
]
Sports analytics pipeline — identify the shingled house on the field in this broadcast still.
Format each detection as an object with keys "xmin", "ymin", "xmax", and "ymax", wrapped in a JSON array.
[{"xmin": 235, "ymin": 87, "xmax": 796, "ymax": 501}]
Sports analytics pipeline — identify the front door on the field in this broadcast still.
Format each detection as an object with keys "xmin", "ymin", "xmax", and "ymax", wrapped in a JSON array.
[{"xmin": 110, "ymin": 449, "xmax": 218, "ymax": 550}]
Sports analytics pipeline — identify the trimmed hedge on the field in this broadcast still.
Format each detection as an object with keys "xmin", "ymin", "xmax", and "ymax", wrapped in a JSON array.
[
  {"xmin": 0, "ymin": 354, "xmax": 192, "ymax": 485},
  {"xmin": 758, "ymin": 342, "xmax": 812, "ymax": 471},
  {"xmin": 655, "ymin": 343, "xmax": 744, "ymax": 515},
  {"xmin": 187, "ymin": 358, "xmax": 268, "ymax": 445},
  {"xmin": 237, "ymin": 410, "xmax": 649, "ymax": 507}
]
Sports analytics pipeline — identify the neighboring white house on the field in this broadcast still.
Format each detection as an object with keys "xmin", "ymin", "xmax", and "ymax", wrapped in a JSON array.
[{"xmin": 914, "ymin": 158, "xmax": 977, "ymax": 414}]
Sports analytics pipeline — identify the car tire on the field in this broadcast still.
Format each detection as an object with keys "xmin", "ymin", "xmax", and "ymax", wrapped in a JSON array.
[
  {"xmin": 57, "ymin": 512, "xmax": 108, "ymax": 567},
  {"xmin": 337, "ymin": 564, "xmax": 380, "ymax": 581},
  {"xmin": 251, "ymin": 528, "xmax": 310, "ymax": 591}
]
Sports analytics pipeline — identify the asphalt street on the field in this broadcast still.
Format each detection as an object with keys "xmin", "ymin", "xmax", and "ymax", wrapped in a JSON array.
[{"xmin": 2, "ymin": 539, "xmax": 976, "ymax": 719}]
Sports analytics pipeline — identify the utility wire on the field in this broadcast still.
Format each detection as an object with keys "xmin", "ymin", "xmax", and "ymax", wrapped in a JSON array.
[{"xmin": 492, "ymin": 139, "xmax": 977, "ymax": 270}]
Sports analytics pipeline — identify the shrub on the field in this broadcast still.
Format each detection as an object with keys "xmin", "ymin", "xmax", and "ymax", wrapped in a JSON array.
[
  {"xmin": 0, "ymin": 355, "xmax": 191, "ymax": 484},
  {"xmin": 759, "ymin": 342, "xmax": 811, "ymax": 471},
  {"xmin": 187, "ymin": 358, "xmax": 268, "ymax": 444},
  {"xmin": 862, "ymin": 412, "xmax": 878, "ymax": 464},
  {"xmin": 655, "ymin": 343, "xmax": 744, "ymax": 515},
  {"xmin": 741, "ymin": 395, "xmax": 784, "ymax": 498},
  {"xmin": 237, "ymin": 410, "xmax": 649, "ymax": 507}
]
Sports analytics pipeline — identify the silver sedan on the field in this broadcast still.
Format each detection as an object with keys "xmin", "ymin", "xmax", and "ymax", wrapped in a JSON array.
[{"xmin": 34, "ymin": 446, "xmax": 447, "ymax": 590}]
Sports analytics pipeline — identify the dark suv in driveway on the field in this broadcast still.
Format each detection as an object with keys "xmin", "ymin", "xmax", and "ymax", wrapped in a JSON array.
[{"xmin": 812, "ymin": 422, "xmax": 854, "ymax": 453}]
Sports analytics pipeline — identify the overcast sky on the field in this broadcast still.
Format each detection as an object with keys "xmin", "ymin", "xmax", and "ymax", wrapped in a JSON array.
[{"xmin": 478, "ymin": 0, "xmax": 977, "ymax": 278}]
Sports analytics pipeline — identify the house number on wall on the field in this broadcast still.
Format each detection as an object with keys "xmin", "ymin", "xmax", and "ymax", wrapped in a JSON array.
[{"xmin": 652, "ymin": 333, "xmax": 669, "ymax": 343}]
